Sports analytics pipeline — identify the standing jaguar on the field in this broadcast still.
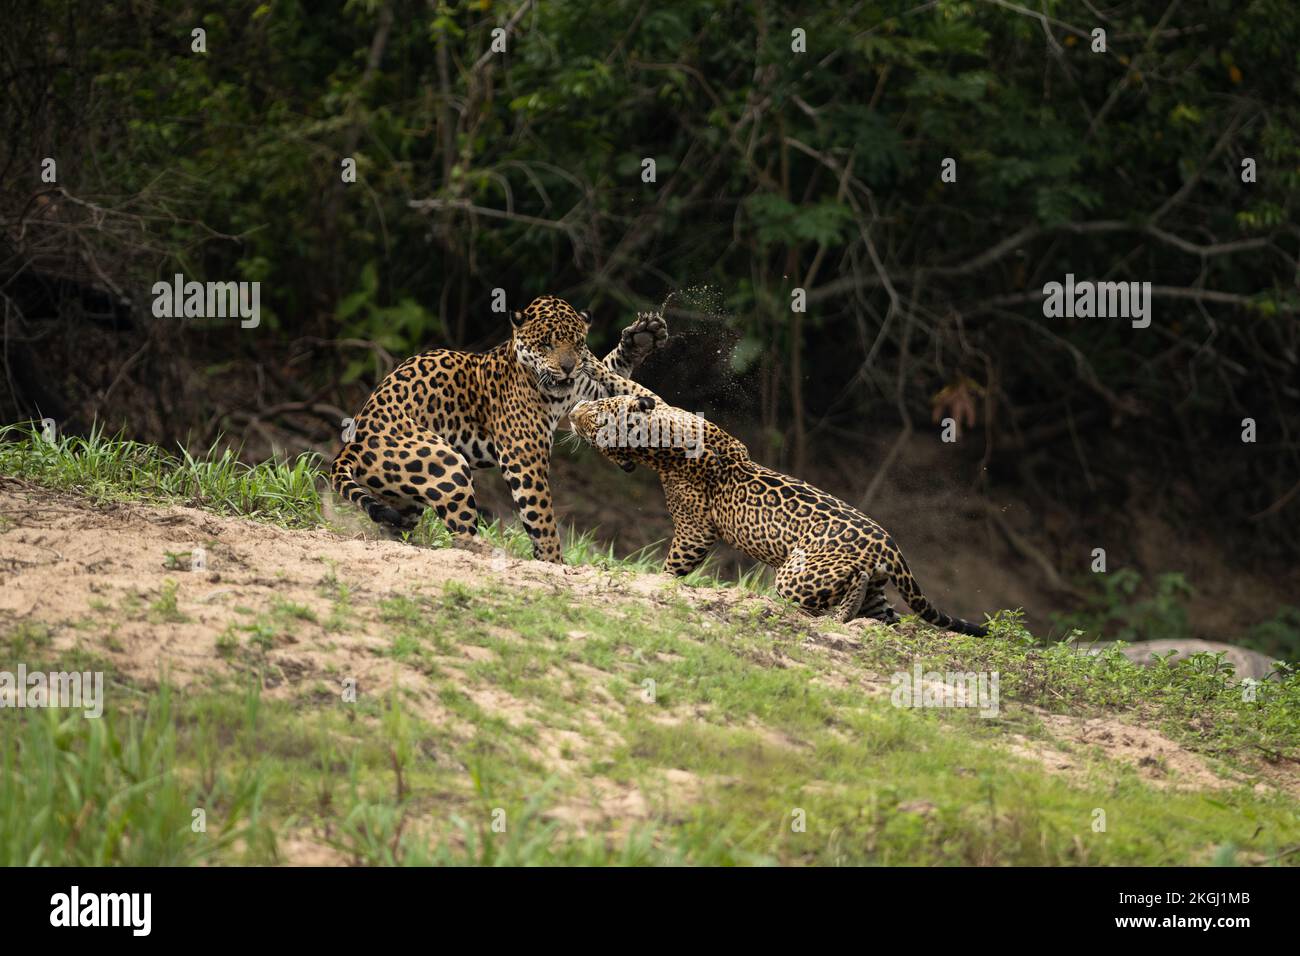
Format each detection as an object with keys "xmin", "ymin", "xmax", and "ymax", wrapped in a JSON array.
[
  {"xmin": 568, "ymin": 394, "xmax": 989, "ymax": 634},
  {"xmin": 330, "ymin": 295, "xmax": 664, "ymax": 562}
]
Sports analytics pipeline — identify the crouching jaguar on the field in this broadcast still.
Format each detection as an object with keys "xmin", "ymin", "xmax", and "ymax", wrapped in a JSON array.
[
  {"xmin": 330, "ymin": 295, "xmax": 665, "ymax": 562},
  {"xmin": 569, "ymin": 394, "xmax": 988, "ymax": 634}
]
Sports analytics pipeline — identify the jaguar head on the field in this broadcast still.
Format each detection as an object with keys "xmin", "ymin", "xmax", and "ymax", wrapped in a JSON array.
[
  {"xmin": 569, "ymin": 395, "xmax": 746, "ymax": 475},
  {"xmin": 511, "ymin": 295, "xmax": 595, "ymax": 395}
]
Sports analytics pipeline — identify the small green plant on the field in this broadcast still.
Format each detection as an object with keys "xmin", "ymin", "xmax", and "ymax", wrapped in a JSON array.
[
  {"xmin": 216, "ymin": 628, "xmax": 239, "ymax": 658},
  {"xmin": 441, "ymin": 581, "xmax": 475, "ymax": 609},
  {"xmin": 271, "ymin": 598, "xmax": 317, "ymax": 624},
  {"xmin": 149, "ymin": 579, "xmax": 189, "ymax": 623},
  {"xmin": 162, "ymin": 550, "xmax": 194, "ymax": 570},
  {"xmin": 323, "ymin": 582, "xmax": 354, "ymax": 632},
  {"xmin": 240, "ymin": 617, "xmax": 280, "ymax": 651}
]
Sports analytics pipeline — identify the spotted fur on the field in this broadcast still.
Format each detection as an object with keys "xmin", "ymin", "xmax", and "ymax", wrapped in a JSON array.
[
  {"xmin": 330, "ymin": 295, "xmax": 664, "ymax": 562},
  {"xmin": 569, "ymin": 395, "xmax": 988, "ymax": 634}
]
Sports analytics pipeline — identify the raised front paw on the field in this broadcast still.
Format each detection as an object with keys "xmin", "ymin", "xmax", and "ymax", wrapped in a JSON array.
[{"xmin": 620, "ymin": 310, "xmax": 669, "ymax": 357}]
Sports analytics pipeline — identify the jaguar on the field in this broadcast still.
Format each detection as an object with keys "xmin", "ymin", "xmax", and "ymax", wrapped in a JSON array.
[
  {"xmin": 330, "ymin": 295, "xmax": 664, "ymax": 562},
  {"xmin": 569, "ymin": 394, "xmax": 988, "ymax": 633}
]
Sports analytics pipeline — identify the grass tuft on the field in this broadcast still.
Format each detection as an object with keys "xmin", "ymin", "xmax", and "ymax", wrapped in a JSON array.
[{"xmin": 0, "ymin": 421, "xmax": 322, "ymax": 528}]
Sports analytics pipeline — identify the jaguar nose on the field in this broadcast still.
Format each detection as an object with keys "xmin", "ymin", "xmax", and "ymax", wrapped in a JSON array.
[{"xmin": 560, "ymin": 355, "xmax": 576, "ymax": 375}]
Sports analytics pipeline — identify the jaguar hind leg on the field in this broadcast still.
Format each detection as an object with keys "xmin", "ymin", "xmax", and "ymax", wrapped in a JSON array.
[
  {"xmin": 854, "ymin": 574, "xmax": 902, "ymax": 625},
  {"xmin": 333, "ymin": 417, "xmax": 482, "ymax": 542},
  {"xmin": 775, "ymin": 549, "xmax": 870, "ymax": 619},
  {"xmin": 831, "ymin": 571, "xmax": 871, "ymax": 623},
  {"xmin": 859, "ymin": 599, "xmax": 902, "ymax": 626}
]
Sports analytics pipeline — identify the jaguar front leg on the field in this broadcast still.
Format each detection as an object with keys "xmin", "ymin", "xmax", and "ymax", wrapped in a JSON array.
[
  {"xmin": 603, "ymin": 310, "xmax": 668, "ymax": 378},
  {"xmin": 572, "ymin": 358, "xmax": 659, "ymax": 406},
  {"xmin": 497, "ymin": 446, "xmax": 564, "ymax": 563},
  {"xmin": 664, "ymin": 526, "xmax": 718, "ymax": 577},
  {"xmin": 662, "ymin": 498, "xmax": 717, "ymax": 576}
]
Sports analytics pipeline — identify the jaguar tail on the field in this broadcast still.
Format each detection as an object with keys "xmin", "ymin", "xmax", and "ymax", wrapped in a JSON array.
[{"xmin": 884, "ymin": 542, "xmax": 988, "ymax": 637}]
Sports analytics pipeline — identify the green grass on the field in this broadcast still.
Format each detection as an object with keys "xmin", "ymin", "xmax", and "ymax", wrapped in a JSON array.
[
  {"xmin": 3, "ymin": 586, "xmax": 1297, "ymax": 866},
  {"xmin": 0, "ymin": 421, "xmax": 321, "ymax": 527},
  {"xmin": 0, "ymin": 682, "xmax": 269, "ymax": 865},
  {"xmin": 2, "ymin": 426, "xmax": 1298, "ymax": 865}
]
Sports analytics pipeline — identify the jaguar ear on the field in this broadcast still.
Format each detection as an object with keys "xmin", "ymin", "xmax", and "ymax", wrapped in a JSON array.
[
  {"xmin": 510, "ymin": 309, "xmax": 527, "ymax": 329},
  {"xmin": 579, "ymin": 310, "xmax": 592, "ymax": 325},
  {"xmin": 636, "ymin": 395, "xmax": 656, "ymax": 413}
]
